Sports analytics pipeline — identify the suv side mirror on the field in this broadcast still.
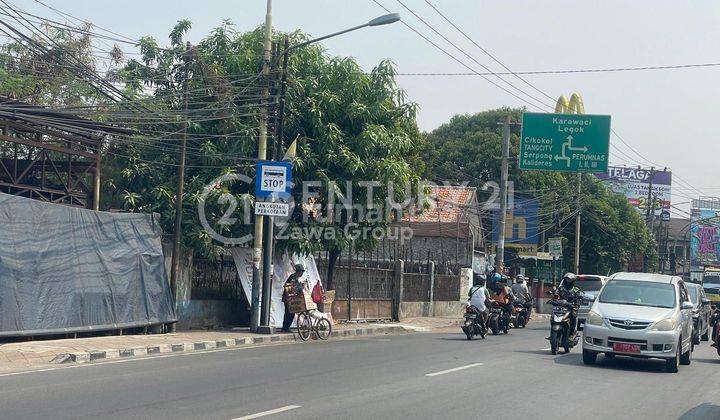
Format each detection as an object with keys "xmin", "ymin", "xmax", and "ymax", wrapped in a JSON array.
[
  {"xmin": 681, "ymin": 301, "xmax": 694, "ymax": 310},
  {"xmin": 701, "ymin": 298, "xmax": 711, "ymax": 306},
  {"xmin": 585, "ymin": 293, "xmax": 596, "ymax": 303}
]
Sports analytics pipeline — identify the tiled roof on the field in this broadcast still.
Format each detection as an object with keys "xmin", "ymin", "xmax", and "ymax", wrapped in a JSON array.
[{"xmin": 403, "ymin": 185, "xmax": 476, "ymax": 223}]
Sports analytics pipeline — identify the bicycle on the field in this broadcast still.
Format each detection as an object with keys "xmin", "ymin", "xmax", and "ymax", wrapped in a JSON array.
[{"xmin": 296, "ymin": 309, "xmax": 332, "ymax": 341}]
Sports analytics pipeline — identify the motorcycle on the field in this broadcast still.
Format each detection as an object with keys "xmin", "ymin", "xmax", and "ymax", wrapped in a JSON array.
[
  {"xmin": 513, "ymin": 299, "xmax": 532, "ymax": 328},
  {"xmin": 711, "ymin": 305, "xmax": 720, "ymax": 356},
  {"xmin": 462, "ymin": 305, "xmax": 487, "ymax": 340},
  {"xmin": 547, "ymin": 296, "xmax": 580, "ymax": 355},
  {"xmin": 488, "ymin": 301, "xmax": 510, "ymax": 335},
  {"xmin": 711, "ymin": 304, "xmax": 719, "ymax": 342}
]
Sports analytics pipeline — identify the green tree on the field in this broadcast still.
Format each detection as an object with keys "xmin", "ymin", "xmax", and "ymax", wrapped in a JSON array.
[
  {"xmin": 105, "ymin": 21, "xmax": 425, "ymax": 290},
  {"xmin": 0, "ymin": 24, "xmax": 121, "ymax": 106},
  {"xmin": 425, "ymin": 107, "xmax": 656, "ymax": 273}
]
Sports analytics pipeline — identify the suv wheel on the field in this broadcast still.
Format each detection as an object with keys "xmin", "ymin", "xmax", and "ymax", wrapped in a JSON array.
[
  {"xmin": 582, "ymin": 349, "xmax": 597, "ymax": 365},
  {"xmin": 680, "ymin": 339, "xmax": 692, "ymax": 365},
  {"xmin": 666, "ymin": 341, "xmax": 680, "ymax": 373}
]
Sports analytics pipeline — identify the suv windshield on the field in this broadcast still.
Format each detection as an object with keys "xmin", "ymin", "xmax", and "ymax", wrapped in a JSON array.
[
  {"xmin": 599, "ymin": 279, "xmax": 676, "ymax": 308},
  {"xmin": 576, "ymin": 277, "xmax": 603, "ymax": 292}
]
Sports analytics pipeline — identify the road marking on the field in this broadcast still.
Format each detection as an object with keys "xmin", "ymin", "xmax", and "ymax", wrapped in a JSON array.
[
  {"xmin": 232, "ymin": 405, "xmax": 301, "ymax": 419},
  {"xmin": 540, "ymin": 347, "xmax": 551, "ymax": 351},
  {"xmin": 425, "ymin": 363, "xmax": 483, "ymax": 377}
]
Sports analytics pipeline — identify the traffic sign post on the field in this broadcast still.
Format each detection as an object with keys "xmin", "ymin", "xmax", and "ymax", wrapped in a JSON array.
[
  {"xmin": 549, "ymin": 237, "xmax": 563, "ymax": 258},
  {"xmin": 255, "ymin": 160, "xmax": 292, "ymax": 198},
  {"xmin": 255, "ymin": 160, "xmax": 293, "ymax": 334},
  {"xmin": 519, "ymin": 113, "xmax": 611, "ymax": 173}
]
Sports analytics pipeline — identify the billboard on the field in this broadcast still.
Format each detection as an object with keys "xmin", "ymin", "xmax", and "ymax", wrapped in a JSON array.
[
  {"xmin": 595, "ymin": 166, "xmax": 672, "ymax": 221},
  {"xmin": 690, "ymin": 208, "xmax": 720, "ymax": 269},
  {"xmin": 493, "ymin": 197, "xmax": 539, "ymax": 256}
]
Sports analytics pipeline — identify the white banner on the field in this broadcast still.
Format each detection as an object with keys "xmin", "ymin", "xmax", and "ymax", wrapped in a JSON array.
[{"xmin": 230, "ymin": 248, "xmax": 322, "ymax": 328}]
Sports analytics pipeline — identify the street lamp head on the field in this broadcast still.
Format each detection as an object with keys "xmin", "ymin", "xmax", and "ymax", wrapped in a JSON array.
[{"xmin": 367, "ymin": 13, "xmax": 401, "ymax": 27}]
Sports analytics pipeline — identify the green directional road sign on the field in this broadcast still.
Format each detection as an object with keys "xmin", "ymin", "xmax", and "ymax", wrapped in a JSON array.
[{"xmin": 519, "ymin": 112, "xmax": 611, "ymax": 173}]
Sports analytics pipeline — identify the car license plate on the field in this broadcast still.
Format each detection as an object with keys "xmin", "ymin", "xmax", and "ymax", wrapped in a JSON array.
[
  {"xmin": 613, "ymin": 343, "xmax": 640, "ymax": 353},
  {"xmin": 465, "ymin": 314, "xmax": 477, "ymax": 319}
]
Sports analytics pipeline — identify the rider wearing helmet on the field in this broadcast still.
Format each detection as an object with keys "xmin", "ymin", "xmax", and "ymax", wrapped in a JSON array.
[
  {"xmin": 558, "ymin": 272, "xmax": 582, "ymax": 336},
  {"xmin": 489, "ymin": 272, "xmax": 515, "ymax": 324},
  {"xmin": 511, "ymin": 275, "xmax": 533, "ymax": 319}
]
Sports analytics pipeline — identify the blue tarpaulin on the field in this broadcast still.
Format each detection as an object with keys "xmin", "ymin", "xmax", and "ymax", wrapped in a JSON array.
[{"xmin": 0, "ymin": 193, "xmax": 176, "ymax": 337}]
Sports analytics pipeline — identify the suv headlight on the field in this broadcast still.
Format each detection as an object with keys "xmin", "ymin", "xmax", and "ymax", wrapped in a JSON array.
[
  {"xmin": 586, "ymin": 310, "xmax": 603, "ymax": 326},
  {"xmin": 651, "ymin": 318, "xmax": 678, "ymax": 331}
]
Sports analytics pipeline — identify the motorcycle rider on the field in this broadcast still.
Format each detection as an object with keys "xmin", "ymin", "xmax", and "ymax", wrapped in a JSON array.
[
  {"xmin": 511, "ymin": 275, "xmax": 533, "ymax": 320},
  {"xmin": 489, "ymin": 273, "xmax": 515, "ymax": 326},
  {"xmin": 468, "ymin": 274, "xmax": 491, "ymax": 326},
  {"xmin": 556, "ymin": 273, "xmax": 583, "ymax": 337}
]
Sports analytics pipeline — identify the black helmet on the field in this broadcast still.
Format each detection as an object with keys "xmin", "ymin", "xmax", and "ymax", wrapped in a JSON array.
[
  {"xmin": 294, "ymin": 263, "xmax": 305, "ymax": 273},
  {"xmin": 562, "ymin": 272, "xmax": 576, "ymax": 290}
]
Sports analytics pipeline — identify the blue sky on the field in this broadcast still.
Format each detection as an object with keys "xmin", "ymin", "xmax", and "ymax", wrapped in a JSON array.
[{"xmin": 13, "ymin": 0, "xmax": 720, "ymax": 212}]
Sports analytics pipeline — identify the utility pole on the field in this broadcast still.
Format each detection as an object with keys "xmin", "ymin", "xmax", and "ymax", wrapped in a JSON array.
[
  {"xmin": 169, "ymin": 42, "xmax": 192, "ymax": 332},
  {"xmin": 258, "ymin": 41, "xmax": 282, "ymax": 333},
  {"xmin": 645, "ymin": 167, "xmax": 656, "ymax": 224},
  {"xmin": 496, "ymin": 114, "xmax": 511, "ymax": 273},
  {"xmin": 251, "ymin": 0, "xmax": 273, "ymax": 333},
  {"xmin": 574, "ymin": 173, "xmax": 581, "ymax": 274},
  {"xmin": 642, "ymin": 167, "xmax": 655, "ymax": 272}
]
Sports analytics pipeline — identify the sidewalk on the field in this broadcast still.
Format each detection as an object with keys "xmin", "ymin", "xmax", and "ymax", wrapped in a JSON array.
[{"xmin": 0, "ymin": 317, "xmax": 459, "ymax": 374}]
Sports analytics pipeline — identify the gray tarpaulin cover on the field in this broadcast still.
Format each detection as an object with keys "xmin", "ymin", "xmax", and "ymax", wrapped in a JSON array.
[{"xmin": 0, "ymin": 193, "xmax": 176, "ymax": 337}]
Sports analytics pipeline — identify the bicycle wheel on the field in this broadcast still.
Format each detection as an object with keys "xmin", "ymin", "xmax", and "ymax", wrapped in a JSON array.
[
  {"xmin": 296, "ymin": 312, "xmax": 312, "ymax": 341},
  {"xmin": 315, "ymin": 317, "xmax": 332, "ymax": 340}
]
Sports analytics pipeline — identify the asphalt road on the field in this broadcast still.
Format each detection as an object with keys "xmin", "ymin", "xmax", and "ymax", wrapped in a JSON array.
[{"xmin": 1, "ymin": 322, "xmax": 719, "ymax": 420}]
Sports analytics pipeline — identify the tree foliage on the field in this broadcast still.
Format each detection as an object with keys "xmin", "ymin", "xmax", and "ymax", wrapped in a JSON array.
[{"xmin": 103, "ymin": 21, "xmax": 424, "ymax": 281}]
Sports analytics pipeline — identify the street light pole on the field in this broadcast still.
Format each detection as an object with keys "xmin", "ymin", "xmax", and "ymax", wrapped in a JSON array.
[{"xmin": 254, "ymin": 12, "xmax": 401, "ymax": 333}]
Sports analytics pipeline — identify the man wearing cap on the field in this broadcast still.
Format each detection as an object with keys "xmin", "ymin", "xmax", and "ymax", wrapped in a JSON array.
[{"xmin": 282, "ymin": 263, "xmax": 306, "ymax": 332}]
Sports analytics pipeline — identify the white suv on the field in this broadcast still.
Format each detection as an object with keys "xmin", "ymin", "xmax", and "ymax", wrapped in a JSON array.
[{"xmin": 582, "ymin": 272, "xmax": 694, "ymax": 373}]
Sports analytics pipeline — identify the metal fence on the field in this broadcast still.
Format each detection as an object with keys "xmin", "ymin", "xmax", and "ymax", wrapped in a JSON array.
[{"xmin": 191, "ymin": 255, "xmax": 242, "ymax": 300}]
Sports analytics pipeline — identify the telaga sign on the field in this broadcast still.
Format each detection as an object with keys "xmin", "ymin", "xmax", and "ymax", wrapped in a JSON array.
[
  {"xmin": 595, "ymin": 166, "xmax": 672, "ymax": 222},
  {"xmin": 519, "ymin": 112, "xmax": 611, "ymax": 173}
]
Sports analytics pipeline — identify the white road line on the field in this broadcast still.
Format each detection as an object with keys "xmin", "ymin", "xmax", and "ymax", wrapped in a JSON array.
[
  {"xmin": 425, "ymin": 363, "xmax": 483, "ymax": 377},
  {"xmin": 232, "ymin": 405, "xmax": 301, "ymax": 419},
  {"xmin": 540, "ymin": 347, "xmax": 552, "ymax": 351}
]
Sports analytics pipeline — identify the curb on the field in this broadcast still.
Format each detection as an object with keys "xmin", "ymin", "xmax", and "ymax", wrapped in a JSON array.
[{"xmin": 49, "ymin": 325, "xmax": 410, "ymax": 365}]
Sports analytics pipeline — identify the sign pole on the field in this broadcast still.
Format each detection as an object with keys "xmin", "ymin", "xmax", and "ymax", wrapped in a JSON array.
[{"xmin": 259, "ymin": 197, "xmax": 275, "ymax": 332}]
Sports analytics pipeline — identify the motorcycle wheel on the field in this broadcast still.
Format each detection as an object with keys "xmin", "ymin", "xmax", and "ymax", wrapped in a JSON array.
[
  {"xmin": 550, "ymin": 329, "xmax": 558, "ymax": 355},
  {"xmin": 463, "ymin": 325, "xmax": 473, "ymax": 340},
  {"xmin": 490, "ymin": 318, "xmax": 500, "ymax": 335},
  {"xmin": 563, "ymin": 330, "xmax": 570, "ymax": 354},
  {"xmin": 519, "ymin": 315, "xmax": 526, "ymax": 328},
  {"xmin": 479, "ymin": 325, "xmax": 486, "ymax": 339}
]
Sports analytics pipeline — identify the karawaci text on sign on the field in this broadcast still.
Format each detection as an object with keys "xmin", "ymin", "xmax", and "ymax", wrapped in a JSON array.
[{"xmin": 519, "ymin": 113, "xmax": 611, "ymax": 173}]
